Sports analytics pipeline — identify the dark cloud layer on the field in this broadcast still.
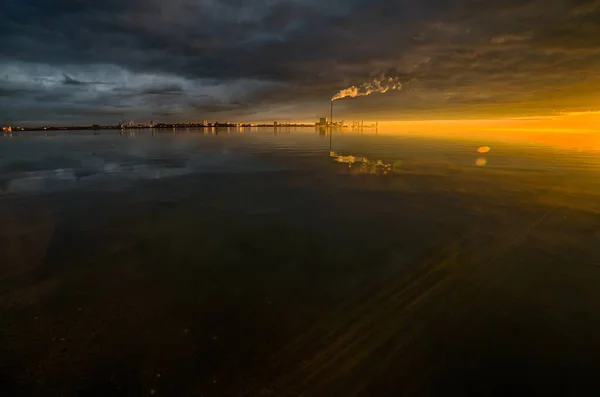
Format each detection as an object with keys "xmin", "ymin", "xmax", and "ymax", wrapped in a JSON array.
[{"xmin": 1, "ymin": 0, "xmax": 599, "ymax": 124}]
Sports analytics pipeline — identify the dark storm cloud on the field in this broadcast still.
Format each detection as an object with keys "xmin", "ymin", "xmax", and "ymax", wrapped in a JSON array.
[
  {"xmin": 62, "ymin": 73, "xmax": 113, "ymax": 86},
  {"xmin": 1, "ymin": 0, "xmax": 600, "ymax": 124}
]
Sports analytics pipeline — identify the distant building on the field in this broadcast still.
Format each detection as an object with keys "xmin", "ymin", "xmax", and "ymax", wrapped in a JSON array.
[
  {"xmin": 202, "ymin": 120, "xmax": 209, "ymax": 126},
  {"xmin": 1, "ymin": 126, "xmax": 12, "ymax": 132},
  {"xmin": 318, "ymin": 117, "xmax": 328, "ymax": 126}
]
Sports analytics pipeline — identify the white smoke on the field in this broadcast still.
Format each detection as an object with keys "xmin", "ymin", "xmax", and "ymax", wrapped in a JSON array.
[{"xmin": 332, "ymin": 76, "xmax": 403, "ymax": 101}]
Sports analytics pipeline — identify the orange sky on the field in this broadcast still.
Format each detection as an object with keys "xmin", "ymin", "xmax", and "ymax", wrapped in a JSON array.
[{"xmin": 379, "ymin": 111, "xmax": 600, "ymax": 151}]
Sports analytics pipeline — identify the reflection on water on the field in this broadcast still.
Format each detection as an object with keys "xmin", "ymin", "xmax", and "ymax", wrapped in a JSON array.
[
  {"xmin": 330, "ymin": 151, "xmax": 393, "ymax": 175},
  {"xmin": 3, "ymin": 128, "xmax": 600, "ymax": 196},
  {"xmin": 3, "ymin": 164, "xmax": 192, "ymax": 194},
  {"xmin": 1, "ymin": 128, "xmax": 600, "ymax": 396}
]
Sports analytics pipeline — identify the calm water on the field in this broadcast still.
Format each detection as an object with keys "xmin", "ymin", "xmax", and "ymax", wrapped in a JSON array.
[{"xmin": 1, "ymin": 128, "xmax": 600, "ymax": 396}]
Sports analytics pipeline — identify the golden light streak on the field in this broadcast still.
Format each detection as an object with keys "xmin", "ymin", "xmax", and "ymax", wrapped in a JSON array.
[{"xmin": 374, "ymin": 110, "xmax": 600, "ymax": 151}]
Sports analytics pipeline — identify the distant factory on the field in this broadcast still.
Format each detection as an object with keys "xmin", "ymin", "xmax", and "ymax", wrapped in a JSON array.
[
  {"xmin": 315, "ymin": 117, "xmax": 378, "ymax": 130},
  {"xmin": 316, "ymin": 117, "xmax": 344, "ymax": 127}
]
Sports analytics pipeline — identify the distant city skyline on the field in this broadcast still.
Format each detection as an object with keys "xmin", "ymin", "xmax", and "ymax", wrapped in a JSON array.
[{"xmin": 1, "ymin": 0, "xmax": 600, "ymax": 130}]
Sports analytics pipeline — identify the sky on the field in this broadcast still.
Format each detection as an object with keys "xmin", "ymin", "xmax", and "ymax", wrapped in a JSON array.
[{"xmin": 1, "ymin": 0, "xmax": 600, "ymax": 126}]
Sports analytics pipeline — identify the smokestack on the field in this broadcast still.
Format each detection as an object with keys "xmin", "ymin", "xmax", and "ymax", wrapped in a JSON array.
[
  {"xmin": 329, "ymin": 100, "xmax": 333, "ymax": 151},
  {"xmin": 330, "ymin": 100, "xmax": 333, "ymax": 126}
]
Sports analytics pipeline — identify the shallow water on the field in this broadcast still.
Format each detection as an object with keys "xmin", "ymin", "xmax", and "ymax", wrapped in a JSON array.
[{"xmin": 1, "ymin": 128, "xmax": 600, "ymax": 396}]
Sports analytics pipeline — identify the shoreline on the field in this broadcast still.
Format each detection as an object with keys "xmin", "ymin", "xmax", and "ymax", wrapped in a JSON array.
[{"xmin": 3, "ymin": 123, "xmax": 318, "ymax": 133}]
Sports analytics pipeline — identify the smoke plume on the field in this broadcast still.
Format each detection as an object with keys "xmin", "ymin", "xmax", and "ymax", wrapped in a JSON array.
[{"xmin": 332, "ymin": 76, "xmax": 403, "ymax": 101}]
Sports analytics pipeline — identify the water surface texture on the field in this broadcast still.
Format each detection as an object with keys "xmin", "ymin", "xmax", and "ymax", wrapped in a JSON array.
[{"xmin": 1, "ymin": 129, "xmax": 600, "ymax": 396}]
